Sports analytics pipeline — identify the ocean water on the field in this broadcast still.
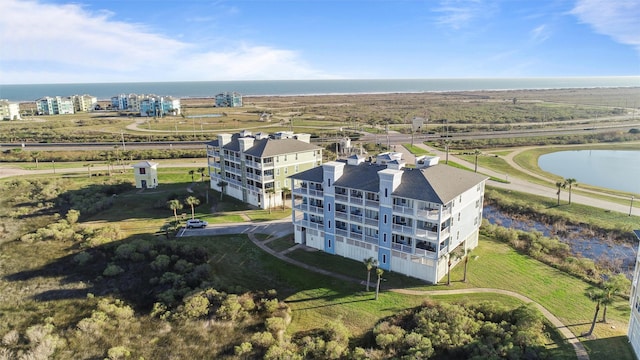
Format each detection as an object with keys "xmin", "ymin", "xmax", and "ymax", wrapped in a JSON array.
[{"xmin": 1, "ymin": 77, "xmax": 639, "ymax": 102}]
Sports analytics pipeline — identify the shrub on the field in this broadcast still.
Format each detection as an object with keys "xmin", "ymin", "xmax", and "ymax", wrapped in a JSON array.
[
  {"xmin": 107, "ymin": 346, "xmax": 131, "ymax": 360},
  {"xmin": 73, "ymin": 251, "xmax": 92, "ymax": 265},
  {"xmin": 103, "ymin": 263, "xmax": 124, "ymax": 277}
]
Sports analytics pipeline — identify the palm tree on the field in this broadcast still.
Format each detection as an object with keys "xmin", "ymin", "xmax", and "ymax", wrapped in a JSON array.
[
  {"xmin": 167, "ymin": 199, "xmax": 183, "ymax": 224},
  {"xmin": 189, "ymin": 169, "xmax": 195, "ymax": 182},
  {"xmin": 585, "ymin": 287, "xmax": 605, "ymax": 336},
  {"xmin": 462, "ymin": 249, "xmax": 473, "ymax": 283},
  {"xmin": 601, "ymin": 274, "xmax": 630, "ymax": 323},
  {"xmin": 281, "ymin": 187, "xmax": 290, "ymax": 210},
  {"xmin": 31, "ymin": 151, "xmax": 40, "ymax": 168},
  {"xmin": 565, "ymin": 178, "xmax": 577, "ymax": 205},
  {"xmin": 84, "ymin": 163, "xmax": 93, "ymax": 178},
  {"xmin": 266, "ymin": 188, "xmax": 275, "ymax": 214},
  {"xmin": 363, "ymin": 257, "xmax": 377, "ymax": 292},
  {"xmin": 444, "ymin": 139, "xmax": 450, "ymax": 165},
  {"xmin": 473, "ymin": 149, "xmax": 481, "ymax": 173},
  {"xmin": 555, "ymin": 181, "xmax": 565, "ymax": 206},
  {"xmin": 185, "ymin": 196, "xmax": 200, "ymax": 220},
  {"xmin": 217, "ymin": 180, "xmax": 228, "ymax": 200},
  {"xmin": 375, "ymin": 267, "xmax": 384, "ymax": 300},
  {"xmin": 447, "ymin": 248, "xmax": 464, "ymax": 286},
  {"xmin": 197, "ymin": 167, "xmax": 206, "ymax": 182}
]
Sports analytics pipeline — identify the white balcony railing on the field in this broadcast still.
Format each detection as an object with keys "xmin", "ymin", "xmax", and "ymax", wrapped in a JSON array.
[
  {"xmin": 364, "ymin": 217, "xmax": 378, "ymax": 226},
  {"xmin": 392, "ymin": 242, "xmax": 412, "ymax": 254},
  {"xmin": 415, "ymin": 229, "xmax": 439, "ymax": 241},
  {"xmin": 393, "ymin": 204, "xmax": 414, "ymax": 215},
  {"xmin": 336, "ymin": 228, "xmax": 349, "ymax": 237},
  {"xmin": 417, "ymin": 208, "xmax": 440, "ymax": 220},
  {"xmin": 392, "ymin": 223, "xmax": 413, "ymax": 235},
  {"xmin": 350, "ymin": 214, "xmax": 363, "ymax": 223},
  {"xmin": 335, "ymin": 194, "xmax": 349, "ymax": 203},
  {"xmin": 335, "ymin": 211, "xmax": 348, "ymax": 220}
]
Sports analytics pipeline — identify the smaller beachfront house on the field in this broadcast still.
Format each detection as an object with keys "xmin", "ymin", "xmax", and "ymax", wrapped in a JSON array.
[
  {"xmin": 628, "ymin": 230, "xmax": 640, "ymax": 356},
  {"xmin": 132, "ymin": 161, "xmax": 158, "ymax": 189}
]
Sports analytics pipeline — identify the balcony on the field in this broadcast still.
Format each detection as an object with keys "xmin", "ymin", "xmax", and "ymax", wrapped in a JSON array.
[
  {"xmin": 307, "ymin": 188, "xmax": 324, "ymax": 198},
  {"xmin": 365, "ymin": 199, "xmax": 379, "ymax": 208},
  {"xmin": 364, "ymin": 217, "xmax": 378, "ymax": 226},
  {"xmin": 364, "ymin": 235, "xmax": 378, "ymax": 244},
  {"xmin": 335, "ymin": 211, "xmax": 348, "ymax": 220},
  {"xmin": 349, "ymin": 231, "xmax": 364, "ymax": 241},
  {"xmin": 350, "ymin": 214, "xmax": 363, "ymax": 223},
  {"xmin": 417, "ymin": 208, "xmax": 440, "ymax": 221},
  {"xmin": 335, "ymin": 194, "xmax": 348, "ymax": 203},
  {"xmin": 294, "ymin": 203, "xmax": 308, "ymax": 212},
  {"xmin": 392, "ymin": 242, "xmax": 412, "ymax": 254},
  {"xmin": 308, "ymin": 205, "xmax": 324, "ymax": 214},
  {"xmin": 415, "ymin": 228, "xmax": 439, "ymax": 241},
  {"xmin": 393, "ymin": 204, "xmax": 414, "ymax": 216},
  {"xmin": 415, "ymin": 247, "xmax": 437, "ymax": 258},
  {"xmin": 336, "ymin": 228, "xmax": 349, "ymax": 237},
  {"xmin": 392, "ymin": 223, "xmax": 413, "ymax": 235},
  {"xmin": 350, "ymin": 196, "xmax": 364, "ymax": 205}
]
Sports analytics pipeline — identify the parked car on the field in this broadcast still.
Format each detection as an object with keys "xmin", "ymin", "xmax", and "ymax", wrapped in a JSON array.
[{"xmin": 186, "ymin": 219, "xmax": 208, "ymax": 229}]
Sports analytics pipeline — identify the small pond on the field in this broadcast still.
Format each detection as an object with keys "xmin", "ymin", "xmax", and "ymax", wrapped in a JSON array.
[
  {"xmin": 538, "ymin": 150, "xmax": 640, "ymax": 194},
  {"xmin": 483, "ymin": 205, "xmax": 637, "ymax": 274}
]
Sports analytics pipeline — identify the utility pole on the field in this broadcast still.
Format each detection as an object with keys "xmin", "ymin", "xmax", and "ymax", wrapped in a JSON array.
[
  {"xmin": 631, "ymin": 196, "xmax": 635, "ymax": 216},
  {"xmin": 121, "ymin": 131, "xmax": 126, "ymax": 151}
]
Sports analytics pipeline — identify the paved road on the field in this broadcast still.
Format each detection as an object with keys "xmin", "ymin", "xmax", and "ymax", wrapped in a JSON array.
[{"xmin": 406, "ymin": 142, "xmax": 639, "ymax": 216}]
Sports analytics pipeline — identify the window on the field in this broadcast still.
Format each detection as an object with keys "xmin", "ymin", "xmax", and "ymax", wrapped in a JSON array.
[
  {"xmin": 328, "ymin": 239, "xmax": 332, "ymax": 248},
  {"xmin": 295, "ymin": 165, "xmax": 299, "ymax": 172},
  {"xmin": 384, "ymin": 215, "xmax": 387, "ymax": 224},
  {"xmin": 385, "ymin": 188, "xmax": 388, "ymax": 197},
  {"xmin": 382, "ymin": 254, "xmax": 387, "ymax": 264},
  {"xmin": 458, "ymin": 213, "xmax": 461, "ymax": 221},
  {"xmin": 328, "ymin": 178, "xmax": 331, "ymax": 187},
  {"xmin": 328, "ymin": 203, "xmax": 331, "ymax": 212},
  {"xmin": 284, "ymin": 167, "xmax": 288, "ymax": 174},
  {"xmin": 276, "ymin": 169, "xmax": 280, "ymax": 176},
  {"xmin": 474, "ymin": 216, "xmax": 478, "ymax": 225},
  {"xmin": 139, "ymin": 168, "xmax": 146, "ymax": 175},
  {"xmin": 328, "ymin": 221, "xmax": 331, "ymax": 229}
]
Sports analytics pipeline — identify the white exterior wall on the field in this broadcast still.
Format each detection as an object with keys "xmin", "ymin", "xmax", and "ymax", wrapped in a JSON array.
[
  {"xmin": 447, "ymin": 184, "xmax": 484, "ymax": 252},
  {"xmin": 629, "ymin": 233, "xmax": 640, "ymax": 357}
]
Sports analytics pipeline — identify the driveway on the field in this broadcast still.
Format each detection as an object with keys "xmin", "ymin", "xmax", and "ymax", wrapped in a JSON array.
[{"xmin": 178, "ymin": 218, "xmax": 293, "ymax": 238}]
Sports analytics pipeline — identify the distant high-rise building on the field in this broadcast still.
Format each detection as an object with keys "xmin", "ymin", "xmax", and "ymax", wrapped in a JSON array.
[
  {"xmin": 36, "ymin": 96, "xmax": 74, "ymax": 115},
  {"xmin": 71, "ymin": 94, "xmax": 98, "ymax": 112},
  {"xmin": 215, "ymin": 92, "xmax": 242, "ymax": 107},
  {"xmin": 0, "ymin": 99, "xmax": 21, "ymax": 120}
]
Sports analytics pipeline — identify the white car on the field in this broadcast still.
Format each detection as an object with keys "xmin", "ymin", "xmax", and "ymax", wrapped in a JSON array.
[{"xmin": 186, "ymin": 219, "xmax": 208, "ymax": 229}]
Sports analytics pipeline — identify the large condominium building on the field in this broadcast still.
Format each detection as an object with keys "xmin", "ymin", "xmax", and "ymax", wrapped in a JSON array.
[
  {"xmin": 36, "ymin": 96, "xmax": 75, "ymax": 115},
  {"xmin": 215, "ymin": 92, "xmax": 243, "ymax": 107},
  {"xmin": 72, "ymin": 94, "xmax": 98, "ymax": 112},
  {"xmin": 206, "ymin": 131, "xmax": 322, "ymax": 209},
  {"xmin": 628, "ymin": 230, "xmax": 640, "ymax": 356},
  {"xmin": 111, "ymin": 94, "xmax": 180, "ymax": 116},
  {"xmin": 0, "ymin": 99, "xmax": 21, "ymax": 120},
  {"xmin": 288, "ymin": 153, "xmax": 487, "ymax": 284}
]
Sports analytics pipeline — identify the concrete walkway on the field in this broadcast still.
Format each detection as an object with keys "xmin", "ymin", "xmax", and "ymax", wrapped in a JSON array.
[{"xmin": 188, "ymin": 220, "xmax": 590, "ymax": 360}]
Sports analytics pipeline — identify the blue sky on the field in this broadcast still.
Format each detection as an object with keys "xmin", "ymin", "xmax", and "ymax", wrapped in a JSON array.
[{"xmin": 1, "ymin": 0, "xmax": 639, "ymax": 84}]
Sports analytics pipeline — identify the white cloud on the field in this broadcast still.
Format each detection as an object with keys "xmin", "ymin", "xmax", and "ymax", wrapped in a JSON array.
[
  {"xmin": 433, "ymin": 0, "xmax": 493, "ymax": 30},
  {"xmin": 571, "ymin": 0, "xmax": 640, "ymax": 53},
  {"xmin": 0, "ymin": 0, "xmax": 328, "ymax": 84},
  {"xmin": 530, "ymin": 24, "xmax": 550, "ymax": 43}
]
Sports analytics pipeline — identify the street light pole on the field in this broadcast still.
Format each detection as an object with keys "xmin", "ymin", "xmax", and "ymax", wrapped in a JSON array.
[{"xmin": 630, "ymin": 195, "xmax": 635, "ymax": 216}]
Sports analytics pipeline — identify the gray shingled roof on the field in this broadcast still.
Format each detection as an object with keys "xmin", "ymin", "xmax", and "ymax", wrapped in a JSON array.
[
  {"xmin": 243, "ymin": 138, "xmax": 320, "ymax": 157},
  {"xmin": 289, "ymin": 161, "xmax": 487, "ymax": 204},
  {"xmin": 206, "ymin": 135, "xmax": 319, "ymax": 158}
]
